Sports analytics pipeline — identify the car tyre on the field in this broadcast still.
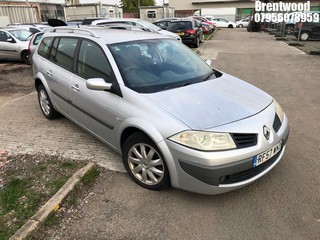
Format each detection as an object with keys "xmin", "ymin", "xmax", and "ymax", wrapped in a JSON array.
[
  {"xmin": 200, "ymin": 34, "xmax": 205, "ymax": 43},
  {"xmin": 122, "ymin": 132, "xmax": 170, "ymax": 190},
  {"xmin": 238, "ymin": 24, "xmax": 243, "ymax": 28},
  {"xmin": 22, "ymin": 51, "xmax": 30, "ymax": 65},
  {"xmin": 193, "ymin": 36, "xmax": 200, "ymax": 48},
  {"xmin": 228, "ymin": 24, "xmax": 234, "ymax": 28},
  {"xmin": 300, "ymin": 31, "xmax": 310, "ymax": 41},
  {"xmin": 285, "ymin": 25, "xmax": 294, "ymax": 35},
  {"xmin": 37, "ymin": 85, "xmax": 60, "ymax": 119}
]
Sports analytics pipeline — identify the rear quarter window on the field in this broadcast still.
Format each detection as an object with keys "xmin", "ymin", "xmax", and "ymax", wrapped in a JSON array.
[{"xmin": 38, "ymin": 37, "xmax": 54, "ymax": 58}]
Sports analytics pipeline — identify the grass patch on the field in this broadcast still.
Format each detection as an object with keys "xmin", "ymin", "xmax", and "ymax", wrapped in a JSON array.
[
  {"xmin": 48, "ymin": 176, "xmax": 71, "ymax": 196},
  {"xmin": 0, "ymin": 154, "xmax": 86, "ymax": 240},
  {"xmin": 81, "ymin": 167, "xmax": 99, "ymax": 186},
  {"xmin": 29, "ymin": 166, "xmax": 100, "ymax": 240},
  {"xmin": 60, "ymin": 161, "xmax": 78, "ymax": 169},
  {"xmin": 43, "ymin": 212, "xmax": 61, "ymax": 227},
  {"xmin": 204, "ymin": 29, "xmax": 218, "ymax": 40}
]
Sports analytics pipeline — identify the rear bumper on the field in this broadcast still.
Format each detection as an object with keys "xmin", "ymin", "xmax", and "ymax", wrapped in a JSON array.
[{"xmin": 181, "ymin": 36, "xmax": 197, "ymax": 45}]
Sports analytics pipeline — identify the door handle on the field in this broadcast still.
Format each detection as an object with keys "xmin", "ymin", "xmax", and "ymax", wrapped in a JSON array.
[
  {"xmin": 46, "ymin": 70, "xmax": 53, "ymax": 75},
  {"xmin": 71, "ymin": 84, "xmax": 80, "ymax": 91}
]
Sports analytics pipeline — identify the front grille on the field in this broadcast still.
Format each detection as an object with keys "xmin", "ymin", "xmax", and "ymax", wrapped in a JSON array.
[
  {"xmin": 231, "ymin": 133, "xmax": 257, "ymax": 149},
  {"xmin": 273, "ymin": 113, "xmax": 282, "ymax": 132},
  {"xmin": 219, "ymin": 149, "xmax": 282, "ymax": 185}
]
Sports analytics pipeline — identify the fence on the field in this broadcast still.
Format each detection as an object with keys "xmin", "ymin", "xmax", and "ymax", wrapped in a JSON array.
[{"xmin": 0, "ymin": 5, "xmax": 41, "ymax": 25}]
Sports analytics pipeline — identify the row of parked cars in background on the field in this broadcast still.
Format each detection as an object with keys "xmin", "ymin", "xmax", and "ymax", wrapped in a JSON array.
[
  {"xmin": 1, "ymin": 16, "xmax": 210, "ymax": 64},
  {"xmin": 2, "ymin": 13, "xmax": 318, "ymax": 65},
  {"xmin": 246, "ymin": 11, "xmax": 320, "ymax": 41}
]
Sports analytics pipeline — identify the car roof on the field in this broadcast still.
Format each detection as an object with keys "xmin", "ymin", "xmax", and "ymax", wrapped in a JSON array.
[
  {"xmin": 45, "ymin": 27, "xmax": 169, "ymax": 44},
  {"xmin": 171, "ymin": 18, "xmax": 194, "ymax": 22},
  {"xmin": 0, "ymin": 27, "xmax": 31, "ymax": 31},
  {"xmin": 155, "ymin": 18, "xmax": 181, "ymax": 22},
  {"xmin": 91, "ymin": 18, "xmax": 141, "ymax": 25}
]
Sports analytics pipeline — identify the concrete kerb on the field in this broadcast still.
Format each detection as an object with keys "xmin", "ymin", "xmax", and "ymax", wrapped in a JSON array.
[
  {"xmin": 9, "ymin": 162, "xmax": 95, "ymax": 240},
  {"xmin": 205, "ymin": 28, "xmax": 218, "ymax": 41},
  {"xmin": 268, "ymin": 32, "xmax": 320, "ymax": 56}
]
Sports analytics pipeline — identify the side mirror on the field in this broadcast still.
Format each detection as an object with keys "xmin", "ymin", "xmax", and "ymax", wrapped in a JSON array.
[
  {"xmin": 7, "ymin": 38, "xmax": 15, "ymax": 43},
  {"xmin": 86, "ymin": 78, "xmax": 112, "ymax": 91}
]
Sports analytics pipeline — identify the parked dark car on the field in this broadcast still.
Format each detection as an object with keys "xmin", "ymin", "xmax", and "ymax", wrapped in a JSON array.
[
  {"xmin": 167, "ymin": 18, "xmax": 204, "ymax": 48},
  {"xmin": 294, "ymin": 21, "xmax": 320, "ymax": 41},
  {"xmin": 153, "ymin": 18, "xmax": 180, "ymax": 30}
]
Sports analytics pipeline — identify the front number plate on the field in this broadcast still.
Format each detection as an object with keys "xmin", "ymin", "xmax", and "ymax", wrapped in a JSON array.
[{"xmin": 253, "ymin": 141, "xmax": 282, "ymax": 167}]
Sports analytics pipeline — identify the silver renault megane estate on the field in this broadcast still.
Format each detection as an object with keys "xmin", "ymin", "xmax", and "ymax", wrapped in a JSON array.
[{"xmin": 32, "ymin": 27, "xmax": 289, "ymax": 194}]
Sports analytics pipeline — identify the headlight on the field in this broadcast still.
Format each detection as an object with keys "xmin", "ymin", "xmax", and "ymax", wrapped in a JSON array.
[
  {"xmin": 274, "ymin": 99, "xmax": 284, "ymax": 123},
  {"xmin": 169, "ymin": 131, "xmax": 236, "ymax": 151}
]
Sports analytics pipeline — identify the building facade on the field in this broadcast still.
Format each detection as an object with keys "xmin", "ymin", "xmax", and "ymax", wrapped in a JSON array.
[
  {"xmin": 0, "ymin": 0, "xmax": 122, "ymax": 25},
  {"xmin": 169, "ymin": 0, "xmax": 320, "ymax": 21},
  {"xmin": 139, "ymin": 5, "xmax": 175, "ymax": 22}
]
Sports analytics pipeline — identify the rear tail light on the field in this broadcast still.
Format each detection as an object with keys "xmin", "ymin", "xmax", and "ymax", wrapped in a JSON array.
[
  {"xmin": 186, "ymin": 29, "xmax": 196, "ymax": 35},
  {"xmin": 28, "ymin": 34, "xmax": 35, "ymax": 54}
]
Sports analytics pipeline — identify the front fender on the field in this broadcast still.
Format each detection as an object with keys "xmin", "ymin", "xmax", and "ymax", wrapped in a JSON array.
[
  {"xmin": 118, "ymin": 117, "xmax": 165, "ymax": 148},
  {"xmin": 118, "ymin": 117, "xmax": 180, "ymax": 188}
]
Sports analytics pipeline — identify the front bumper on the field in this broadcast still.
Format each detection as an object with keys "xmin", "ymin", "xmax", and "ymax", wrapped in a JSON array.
[
  {"xmin": 179, "ymin": 127, "xmax": 288, "ymax": 187},
  {"xmin": 160, "ymin": 105, "xmax": 290, "ymax": 195}
]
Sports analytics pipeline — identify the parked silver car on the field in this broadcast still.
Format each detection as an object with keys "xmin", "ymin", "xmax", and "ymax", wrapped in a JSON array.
[
  {"xmin": 32, "ymin": 27, "xmax": 289, "ymax": 195},
  {"xmin": 0, "ymin": 27, "xmax": 32, "ymax": 64},
  {"xmin": 90, "ymin": 18, "xmax": 182, "ymax": 42}
]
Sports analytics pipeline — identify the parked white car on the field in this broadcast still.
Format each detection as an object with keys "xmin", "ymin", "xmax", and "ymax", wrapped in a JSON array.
[
  {"xmin": 211, "ymin": 18, "xmax": 236, "ymax": 28},
  {"xmin": 236, "ymin": 18, "xmax": 250, "ymax": 28},
  {"xmin": 203, "ymin": 15, "xmax": 215, "ymax": 23},
  {"xmin": 0, "ymin": 27, "xmax": 32, "ymax": 64},
  {"xmin": 90, "ymin": 18, "xmax": 182, "ymax": 41}
]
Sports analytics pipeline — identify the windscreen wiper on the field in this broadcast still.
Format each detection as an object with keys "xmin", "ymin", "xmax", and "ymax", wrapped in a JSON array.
[{"xmin": 202, "ymin": 71, "xmax": 216, "ymax": 82}]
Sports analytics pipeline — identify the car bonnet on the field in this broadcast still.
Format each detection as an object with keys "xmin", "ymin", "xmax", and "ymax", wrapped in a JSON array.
[{"xmin": 143, "ymin": 73, "xmax": 273, "ymax": 130}]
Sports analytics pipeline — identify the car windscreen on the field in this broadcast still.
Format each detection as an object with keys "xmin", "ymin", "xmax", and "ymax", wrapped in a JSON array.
[
  {"xmin": 109, "ymin": 39, "xmax": 218, "ymax": 93},
  {"xmin": 8, "ymin": 29, "xmax": 32, "ymax": 41}
]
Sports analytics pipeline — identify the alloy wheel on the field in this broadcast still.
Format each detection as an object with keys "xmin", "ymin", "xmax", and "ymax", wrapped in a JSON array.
[
  {"xmin": 39, "ymin": 89, "xmax": 51, "ymax": 116},
  {"xmin": 127, "ymin": 143, "xmax": 165, "ymax": 185}
]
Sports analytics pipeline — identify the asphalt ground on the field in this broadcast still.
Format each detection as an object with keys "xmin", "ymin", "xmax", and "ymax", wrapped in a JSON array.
[{"xmin": 1, "ymin": 28, "xmax": 320, "ymax": 239}]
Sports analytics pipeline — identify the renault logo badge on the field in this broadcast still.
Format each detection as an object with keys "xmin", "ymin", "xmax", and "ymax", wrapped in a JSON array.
[{"xmin": 263, "ymin": 125, "xmax": 270, "ymax": 140}]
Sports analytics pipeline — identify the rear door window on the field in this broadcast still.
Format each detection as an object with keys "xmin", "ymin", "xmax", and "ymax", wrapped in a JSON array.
[
  {"xmin": 38, "ymin": 37, "xmax": 54, "ymax": 58},
  {"xmin": 49, "ymin": 37, "xmax": 78, "ymax": 71}
]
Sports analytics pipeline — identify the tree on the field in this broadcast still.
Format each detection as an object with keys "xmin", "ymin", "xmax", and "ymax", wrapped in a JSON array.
[{"xmin": 120, "ymin": 0, "xmax": 156, "ymax": 13}]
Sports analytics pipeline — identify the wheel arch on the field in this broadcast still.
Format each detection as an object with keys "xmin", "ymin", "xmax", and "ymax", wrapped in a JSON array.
[
  {"xmin": 35, "ymin": 78, "xmax": 43, "ymax": 91},
  {"xmin": 34, "ymin": 72, "xmax": 49, "ymax": 92},
  {"xmin": 20, "ymin": 49, "xmax": 29, "ymax": 59},
  {"xmin": 119, "ymin": 119, "xmax": 165, "ymax": 151},
  {"xmin": 118, "ymin": 119, "xmax": 180, "ymax": 186},
  {"xmin": 20, "ymin": 49, "xmax": 30, "ymax": 64}
]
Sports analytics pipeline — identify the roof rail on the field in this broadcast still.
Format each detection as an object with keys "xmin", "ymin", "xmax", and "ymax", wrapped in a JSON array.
[
  {"xmin": 50, "ymin": 27, "xmax": 100, "ymax": 38},
  {"xmin": 94, "ymin": 24, "xmax": 153, "ymax": 32}
]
